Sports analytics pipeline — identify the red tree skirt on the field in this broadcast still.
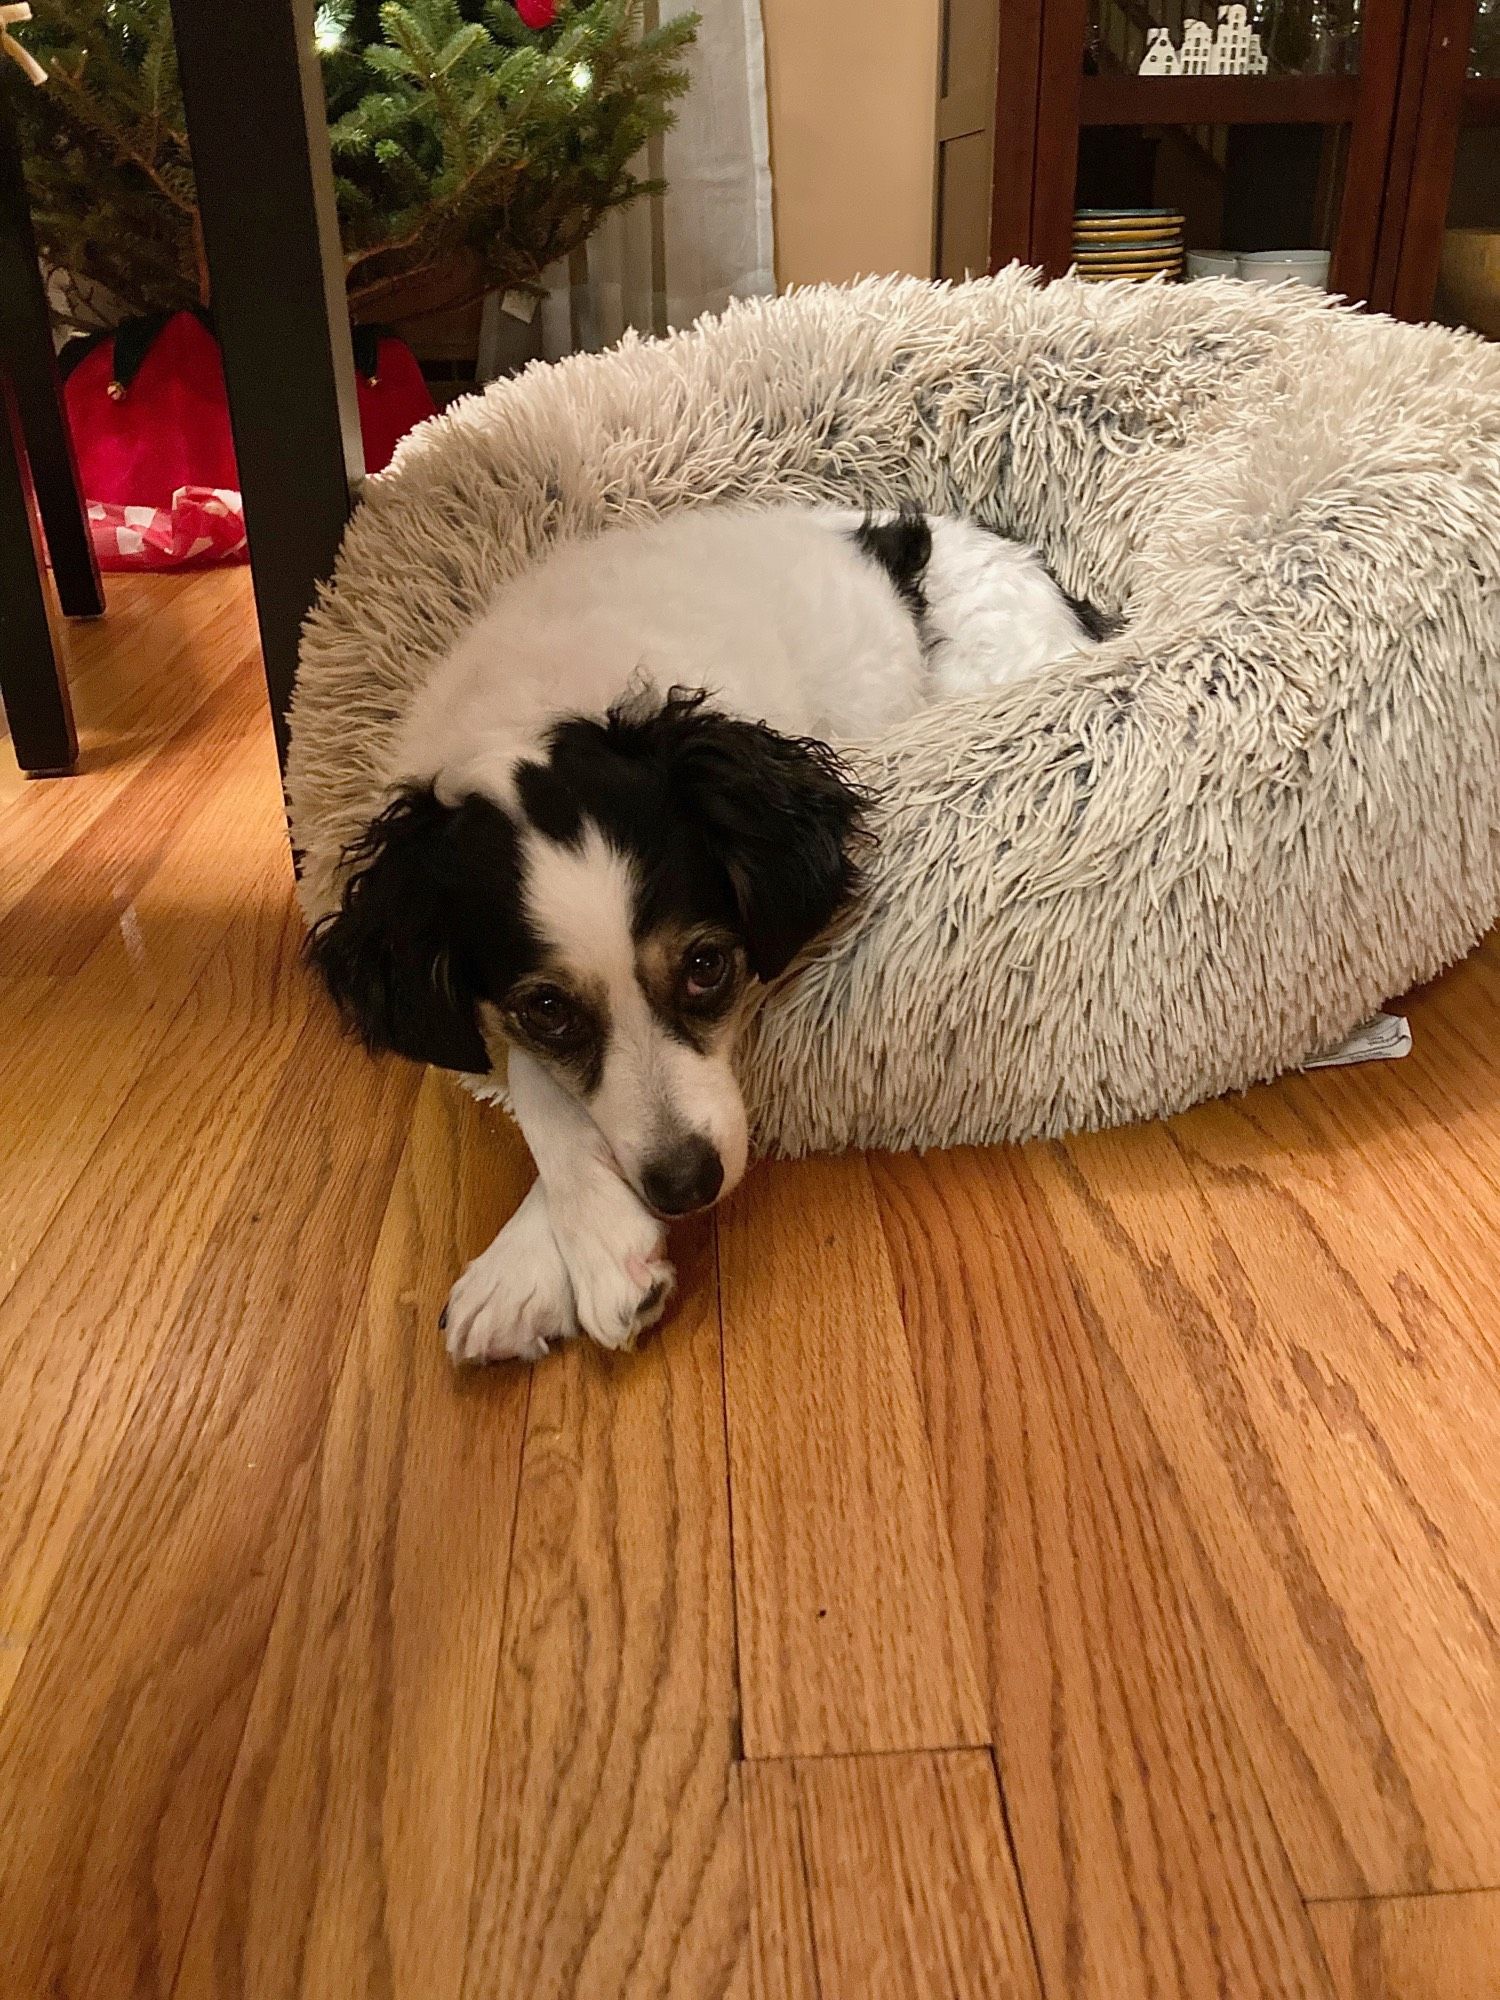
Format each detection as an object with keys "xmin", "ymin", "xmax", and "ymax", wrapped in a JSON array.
[{"xmin": 65, "ymin": 311, "xmax": 437, "ymax": 571}]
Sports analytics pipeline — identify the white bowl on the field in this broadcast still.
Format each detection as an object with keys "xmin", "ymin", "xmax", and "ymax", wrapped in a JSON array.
[
  {"xmin": 1237, "ymin": 249, "xmax": 1331, "ymax": 290},
  {"xmin": 1186, "ymin": 250, "xmax": 1238, "ymax": 280}
]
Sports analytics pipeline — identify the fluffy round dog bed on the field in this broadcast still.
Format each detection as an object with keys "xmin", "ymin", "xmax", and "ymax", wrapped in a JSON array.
[{"xmin": 288, "ymin": 271, "xmax": 1500, "ymax": 1155}]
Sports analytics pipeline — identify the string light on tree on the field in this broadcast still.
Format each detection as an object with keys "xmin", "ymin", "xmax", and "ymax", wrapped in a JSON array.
[{"xmin": 313, "ymin": 5, "xmax": 346, "ymax": 54}]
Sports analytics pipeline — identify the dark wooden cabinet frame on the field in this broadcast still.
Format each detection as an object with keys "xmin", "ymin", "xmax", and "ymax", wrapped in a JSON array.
[
  {"xmin": 1375, "ymin": 0, "xmax": 1497, "ymax": 316},
  {"xmin": 971, "ymin": 0, "xmax": 1492, "ymax": 320}
]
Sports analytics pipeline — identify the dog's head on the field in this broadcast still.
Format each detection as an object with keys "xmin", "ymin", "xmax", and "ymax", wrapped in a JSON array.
[{"xmin": 309, "ymin": 689, "xmax": 870, "ymax": 1214}]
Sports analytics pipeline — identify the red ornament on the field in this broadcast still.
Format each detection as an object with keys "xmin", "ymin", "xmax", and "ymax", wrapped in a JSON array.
[{"xmin": 515, "ymin": 0, "xmax": 556, "ymax": 27}]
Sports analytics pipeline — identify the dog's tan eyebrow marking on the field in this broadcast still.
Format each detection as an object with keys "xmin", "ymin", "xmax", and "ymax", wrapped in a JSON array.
[
  {"xmin": 635, "ymin": 926, "xmax": 692, "ymax": 1006},
  {"xmin": 635, "ymin": 923, "xmax": 720, "ymax": 1004},
  {"xmin": 635, "ymin": 924, "xmax": 743, "ymax": 1052}
]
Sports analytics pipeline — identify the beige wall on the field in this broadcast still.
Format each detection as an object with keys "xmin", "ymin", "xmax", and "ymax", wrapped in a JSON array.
[{"xmin": 760, "ymin": 0, "xmax": 939, "ymax": 289}]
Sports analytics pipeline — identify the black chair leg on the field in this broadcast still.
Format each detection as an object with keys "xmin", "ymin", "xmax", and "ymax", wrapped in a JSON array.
[
  {"xmin": 0, "ymin": 375, "xmax": 77, "ymax": 777},
  {"xmin": 0, "ymin": 87, "xmax": 104, "ymax": 622},
  {"xmin": 168, "ymin": 0, "xmax": 364, "ymax": 776}
]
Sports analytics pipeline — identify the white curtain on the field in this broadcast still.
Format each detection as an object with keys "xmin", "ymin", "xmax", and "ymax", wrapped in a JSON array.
[{"xmin": 537, "ymin": 0, "xmax": 775, "ymax": 360}]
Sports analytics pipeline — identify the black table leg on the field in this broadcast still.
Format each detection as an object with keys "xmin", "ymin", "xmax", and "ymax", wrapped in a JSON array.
[
  {"xmin": 168, "ymin": 0, "xmax": 364, "ymax": 775},
  {"xmin": 0, "ymin": 89, "xmax": 104, "ymax": 621},
  {"xmin": 0, "ymin": 374, "xmax": 77, "ymax": 777}
]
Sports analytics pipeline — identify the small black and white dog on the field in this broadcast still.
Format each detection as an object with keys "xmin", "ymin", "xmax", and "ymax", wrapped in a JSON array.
[{"xmin": 311, "ymin": 503, "xmax": 1099, "ymax": 1362}]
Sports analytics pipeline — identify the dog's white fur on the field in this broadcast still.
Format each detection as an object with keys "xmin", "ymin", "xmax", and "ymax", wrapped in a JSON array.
[
  {"xmin": 394, "ymin": 505, "xmax": 1086, "ymax": 798},
  {"xmin": 386, "ymin": 503, "xmax": 1093, "ymax": 1363}
]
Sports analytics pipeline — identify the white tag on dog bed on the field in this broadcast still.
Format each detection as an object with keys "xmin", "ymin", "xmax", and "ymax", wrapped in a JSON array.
[{"xmin": 1302, "ymin": 1011, "xmax": 1412, "ymax": 1070}]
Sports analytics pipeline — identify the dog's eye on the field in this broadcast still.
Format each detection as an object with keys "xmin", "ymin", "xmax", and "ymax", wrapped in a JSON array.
[
  {"xmin": 516, "ymin": 986, "xmax": 584, "ymax": 1045},
  {"xmin": 683, "ymin": 943, "xmax": 730, "ymax": 999}
]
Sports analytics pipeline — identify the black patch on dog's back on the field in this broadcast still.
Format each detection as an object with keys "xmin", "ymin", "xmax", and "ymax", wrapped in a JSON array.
[
  {"xmin": 1059, "ymin": 589, "xmax": 1123, "ymax": 643},
  {"xmin": 973, "ymin": 518, "xmax": 1121, "ymax": 643},
  {"xmin": 849, "ymin": 509, "xmax": 933, "ymax": 624}
]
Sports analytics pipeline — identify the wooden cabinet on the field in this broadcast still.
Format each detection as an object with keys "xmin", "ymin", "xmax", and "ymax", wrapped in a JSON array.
[{"xmin": 935, "ymin": 0, "xmax": 1500, "ymax": 328}]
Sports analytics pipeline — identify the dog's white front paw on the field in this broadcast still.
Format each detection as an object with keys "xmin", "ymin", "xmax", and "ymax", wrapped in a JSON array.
[
  {"xmin": 572, "ymin": 1245, "xmax": 676, "ymax": 1352},
  {"xmin": 443, "ymin": 1184, "xmax": 578, "ymax": 1365},
  {"xmin": 553, "ymin": 1180, "xmax": 676, "ymax": 1353}
]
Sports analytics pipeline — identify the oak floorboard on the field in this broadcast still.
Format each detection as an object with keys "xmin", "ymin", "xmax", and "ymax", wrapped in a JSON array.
[
  {"xmin": 0, "ymin": 666, "xmax": 263, "ymax": 980},
  {"xmin": 0, "ymin": 1020, "xmax": 417, "ymax": 2000},
  {"xmin": 1034, "ymin": 1069, "xmax": 1500, "ymax": 1895},
  {"xmin": 741, "ymin": 1750, "xmax": 1041, "ymax": 2000},
  {"xmin": 718, "ymin": 1156, "xmax": 987, "ymax": 1760},
  {"xmin": 0, "ymin": 726, "xmax": 294, "ymax": 1286},
  {"xmin": 1310, "ymin": 1888, "xmax": 1500, "ymax": 2000},
  {"xmin": 0, "ymin": 571, "xmax": 255, "ymax": 895},
  {"xmin": 460, "ymin": 1220, "xmax": 747, "ymax": 2000},
  {"xmin": 171, "ymin": 1077, "xmax": 531, "ymax": 2000},
  {"xmin": 0, "ymin": 892, "xmax": 306, "ymax": 1716},
  {"xmin": 873, "ymin": 1145, "xmax": 1336, "ymax": 2000},
  {"xmin": 739, "ymin": 1761, "xmax": 820, "ymax": 2000}
]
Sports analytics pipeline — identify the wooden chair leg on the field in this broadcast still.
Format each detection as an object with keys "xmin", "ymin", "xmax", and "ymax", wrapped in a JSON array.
[
  {"xmin": 0, "ymin": 375, "xmax": 77, "ymax": 777},
  {"xmin": 168, "ymin": 0, "xmax": 364, "ymax": 775},
  {"xmin": 0, "ymin": 86, "xmax": 104, "ymax": 622}
]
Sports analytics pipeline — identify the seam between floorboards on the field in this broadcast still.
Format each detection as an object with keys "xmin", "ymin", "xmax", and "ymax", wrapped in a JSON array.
[
  {"xmin": 457, "ymin": 1342, "xmax": 536, "ymax": 2000},
  {"xmin": 737, "ymin": 1742, "xmax": 999, "ymax": 1768},
  {"xmin": 712, "ymin": 1208, "xmax": 746, "ymax": 1765},
  {"xmin": 1303, "ymin": 1882, "xmax": 1500, "ymax": 1906},
  {"xmin": 985, "ymin": 1740, "xmax": 1050, "ymax": 1998}
]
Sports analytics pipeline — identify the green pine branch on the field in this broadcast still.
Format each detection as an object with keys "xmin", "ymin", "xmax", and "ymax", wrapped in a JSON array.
[{"xmin": 10, "ymin": 0, "xmax": 699, "ymax": 329}]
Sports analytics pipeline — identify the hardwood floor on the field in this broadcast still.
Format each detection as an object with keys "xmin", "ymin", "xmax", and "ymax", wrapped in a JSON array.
[{"xmin": 1, "ymin": 571, "xmax": 1497, "ymax": 1999}]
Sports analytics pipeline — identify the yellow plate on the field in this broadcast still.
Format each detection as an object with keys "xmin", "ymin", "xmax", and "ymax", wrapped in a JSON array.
[
  {"xmin": 1075, "ymin": 241, "xmax": 1182, "ymax": 254},
  {"xmin": 1076, "ymin": 266, "xmax": 1182, "ymax": 281},
  {"xmin": 1075, "ymin": 241, "xmax": 1181, "ymax": 256},
  {"xmin": 1073, "ymin": 217, "xmax": 1183, "ymax": 234},
  {"xmin": 1075, "ymin": 254, "xmax": 1182, "ymax": 271},
  {"xmin": 1074, "ymin": 219, "xmax": 1182, "ymax": 234}
]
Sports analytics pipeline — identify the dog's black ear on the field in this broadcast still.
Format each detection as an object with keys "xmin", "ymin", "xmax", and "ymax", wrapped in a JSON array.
[
  {"xmin": 307, "ymin": 786, "xmax": 508, "ymax": 1073},
  {"xmin": 659, "ymin": 694, "xmax": 872, "ymax": 981}
]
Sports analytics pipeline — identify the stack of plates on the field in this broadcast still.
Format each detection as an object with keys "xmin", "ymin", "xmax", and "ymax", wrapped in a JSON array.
[{"xmin": 1073, "ymin": 208, "xmax": 1184, "ymax": 283}]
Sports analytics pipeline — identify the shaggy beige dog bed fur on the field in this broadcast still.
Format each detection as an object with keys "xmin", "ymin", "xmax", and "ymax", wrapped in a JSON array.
[{"xmin": 288, "ymin": 271, "xmax": 1500, "ymax": 1155}]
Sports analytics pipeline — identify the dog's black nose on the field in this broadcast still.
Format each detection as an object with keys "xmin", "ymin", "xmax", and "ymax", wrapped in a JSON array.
[{"xmin": 641, "ymin": 1137, "xmax": 724, "ymax": 1217}]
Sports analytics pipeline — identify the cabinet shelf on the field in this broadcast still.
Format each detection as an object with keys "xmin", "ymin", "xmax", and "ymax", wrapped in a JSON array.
[{"xmin": 1078, "ymin": 73, "xmax": 1361, "ymax": 127}]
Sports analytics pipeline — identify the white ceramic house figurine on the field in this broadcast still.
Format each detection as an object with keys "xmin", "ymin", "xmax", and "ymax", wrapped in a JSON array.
[
  {"xmin": 1179, "ymin": 17, "xmax": 1214, "ymax": 71},
  {"xmin": 1136, "ymin": 7, "xmax": 1269, "ymax": 76},
  {"xmin": 1213, "ymin": 4, "xmax": 1269, "ymax": 72},
  {"xmin": 1139, "ymin": 24, "xmax": 1179, "ymax": 73}
]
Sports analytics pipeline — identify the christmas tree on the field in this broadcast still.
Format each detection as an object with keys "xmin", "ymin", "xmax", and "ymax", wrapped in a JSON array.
[{"xmin": 10, "ymin": 0, "xmax": 696, "ymax": 328}]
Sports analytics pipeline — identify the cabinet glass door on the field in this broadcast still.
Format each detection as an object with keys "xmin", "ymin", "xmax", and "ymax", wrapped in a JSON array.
[
  {"xmin": 1088, "ymin": 0, "xmax": 1363, "ymax": 79},
  {"xmin": 1025, "ymin": 0, "xmax": 1406, "ymax": 296},
  {"xmin": 1436, "ymin": 3, "xmax": 1500, "ymax": 335}
]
